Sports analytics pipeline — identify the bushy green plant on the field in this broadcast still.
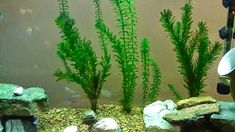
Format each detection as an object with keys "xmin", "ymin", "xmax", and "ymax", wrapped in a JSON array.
[
  {"xmin": 140, "ymin": 38, "xmax": 161, "ymax": 105},
  {"xmin": 160, "ymin": 0, "xmax": 222, "ymax": 97},
  {"xmin": 96, "ymin": 0, "xmax": 162, "ymax": 112},
  {"xmin": 55, "ymin": 0, "xmax": 111, "ymax": 112},
  {"xmin": 95, "ymin": 0, "xmax": 138, "ymax": 113}
]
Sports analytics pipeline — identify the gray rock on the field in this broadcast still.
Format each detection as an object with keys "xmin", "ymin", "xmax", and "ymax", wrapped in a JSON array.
[
  {"xmin": 0, "ymin": 83, "xmax": 49, "ymax": 117},
  {"xmin": 164, "ymin": 103, "xmax": 220, "ymax": 124},
  {"xmin": 91, "ymin": 118, "xmax": 121, "ymax": 132},
  {"xmin": 82, "ymin": 110, "xmax": 97, "ymax": 125},
  {"xmin": 143, "ymin": 100, "xmax": 180, "ymax": 132},
  {"xmin": 211, "ymin": 101, "xmax": 235, "ymax": 132}
]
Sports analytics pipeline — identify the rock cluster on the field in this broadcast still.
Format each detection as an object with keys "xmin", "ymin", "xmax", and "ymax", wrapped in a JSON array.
[
  {"xmin": 163, "ymin": 96, "xmax": 233, "ymax": 131},
  {"xmin": 81, "ymin": 110, "xmax": 121, "ymax": 132}
]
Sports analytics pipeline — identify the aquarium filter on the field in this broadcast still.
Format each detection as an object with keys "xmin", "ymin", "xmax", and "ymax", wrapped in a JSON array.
[
  {"xmin": 217, "ymin": 0, "xmax": 235, "ymax": 99},
  {"xmin": 218, "ymin": 48, "xmax": 235, "ymax": 100},
  {"xmin": 219, "ymin": 0, "xmax": 235, "ymax": 53}
]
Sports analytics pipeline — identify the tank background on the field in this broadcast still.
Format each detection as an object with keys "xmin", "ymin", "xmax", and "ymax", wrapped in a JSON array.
[{"xmin": 0, "ymin": 0, "xmax": 231, "ymax": 108}]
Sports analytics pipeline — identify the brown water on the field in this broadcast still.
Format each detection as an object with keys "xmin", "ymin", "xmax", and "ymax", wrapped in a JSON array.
[{"xmin": 0, "ymin": 0, "xmax": 232, "ymax": 108}]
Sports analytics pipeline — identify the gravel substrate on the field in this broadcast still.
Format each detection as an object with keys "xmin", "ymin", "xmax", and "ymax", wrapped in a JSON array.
[{"xmin": 38, "ymin": 104, "xmax": 145, "ymax": 131}]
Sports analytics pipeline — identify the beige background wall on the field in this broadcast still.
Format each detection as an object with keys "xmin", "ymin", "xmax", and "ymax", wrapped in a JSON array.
[{"xmin": 0, "ymin": 0, "xmax": 232, "ymax": 108}]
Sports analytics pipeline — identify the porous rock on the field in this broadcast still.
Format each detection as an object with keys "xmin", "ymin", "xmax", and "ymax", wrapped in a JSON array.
[
  {"xmin": 0, "ymin": 83, "xmax": 48, "ymax": 117},
  {"xmin": 91, "ymin": 118, "xmax": 121, "ymax": 132},
  {"xmin": 177, "ymin": 96, "xmax": 217, "ymax": 110},
  {"xmin": 143, "ymin": 100, "xmax": 180, "ymax": 132},
  {"xmin": 211, "ymin": 101, "xmax": 235, "ymax": 132}
]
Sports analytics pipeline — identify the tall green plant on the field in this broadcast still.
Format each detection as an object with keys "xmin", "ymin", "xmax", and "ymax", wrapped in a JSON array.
[
  {"xmin": 167, "ymin": 83, "xmax": 183, "ymax": 101},
  {"xmin": 55, "ymin": 0, "xmax": 111, "ymax": 112},
  {"xmin": 160, "ymin": 0, "xmax": 222, "ymax": 97},
  {"xmin": 140, "ymin": 38, "xmax": 161, "ymax": 105},
  {"xmin": 95, "ymin": 0, "xmax": 138, "ymax": 113}
]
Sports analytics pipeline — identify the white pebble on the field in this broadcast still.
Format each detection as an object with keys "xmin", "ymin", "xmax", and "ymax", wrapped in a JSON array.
[
  {"xmin": 63, "ymin": 125, "xmax": 78, "ymax": 132},
  {"xmin": 14, "ymin": 87, "xmax": 24, "ymax": 96}
]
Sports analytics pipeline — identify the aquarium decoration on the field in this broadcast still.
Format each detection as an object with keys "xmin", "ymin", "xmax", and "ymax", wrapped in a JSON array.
[
  {"xmin": 140, "ymin": 38, "xmax": 161, "ymax": 105},
  {"xmin": 160, "ymin": 0, "xmax": 222, "ymax": 97},
  {"xmin": 54, "ymin": 0, "xmax": 111, "ymax": 112}
]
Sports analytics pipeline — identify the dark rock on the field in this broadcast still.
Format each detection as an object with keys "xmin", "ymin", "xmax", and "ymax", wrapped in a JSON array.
[
  {"xmin": 82, "ymin": 110, "xmax": 97, "ymax": 125},
  {"xmin": 0, "ymin": 83, "xmax": 49, "ymax": 117},
  {"xmin": 177, "ymin": 96, "xmax": 217, "ymax": 110},
  {"xmin": 211, "ymin": 101, "xmax": 235, "ymax": 132}
]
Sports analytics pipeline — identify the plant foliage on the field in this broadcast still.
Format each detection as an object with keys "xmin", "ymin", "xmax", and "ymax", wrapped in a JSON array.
[
  {"xmin": 95, "ymin": 0, "xmax": 138, "ymax": 113},
  {"xmin": 140, "ymin": 38, "xmax": 161, "ymax": 105},
  {"xmin": 55, "ymin": 0, "xmax": 111, "ymax": 112},
  {"xmin": 160, "ymin": 0, "xmax": 222, "ymax": 97},
  {"xmin": 167, "ymin": 83, "xmax": 183, "ymax": 101}
]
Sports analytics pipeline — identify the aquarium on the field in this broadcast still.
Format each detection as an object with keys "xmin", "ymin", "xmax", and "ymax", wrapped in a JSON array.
[{"xmin": 0, "ymin": 0, "xmax": 235, "ymax": 131}]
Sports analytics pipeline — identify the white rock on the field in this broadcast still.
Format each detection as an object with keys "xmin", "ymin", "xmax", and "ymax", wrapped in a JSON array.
[
  {"xmin": 63, "ymin": 125, "xmax": 78, "ymax": 132},
  {"xmin": 91, "ymin": 118, "xmax": 121, "ymax": 132},
  {"xmin": 165, "ymin": 99, "xmax": 177, "ymax": 110},
  {"xmin": 143, "ymin": 100, "xmax": 178, "ymax": 131},
  {"xmin": 144, "ymin": 101, "xmax": 166, "ymax": 115},
  {"xmin": 13, "ymin": 87, "xmax": 24, "ymax": 96}
]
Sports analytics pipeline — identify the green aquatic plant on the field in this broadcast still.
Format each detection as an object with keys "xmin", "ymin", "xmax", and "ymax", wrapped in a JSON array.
[
  {"xmin": 167, "ymin": 83, "xmax": 183, "ymax": 101},
  {"xmin": 54, "ymin": 0, "xmax": 111, "ymax": 112},
  {"xmin": 160, "ymin": 0, "xmax": 222, "ymax": 97},
  {"xmin": 95, "ymin": 0, "xmax": 162, "ymax": 111},
  {"xmin": 95, "ymin": 0, "xmax": 138, "ymax": 113},
  {"xmin": 140, "ymin": 38, "xmax": 161, "ymax": 105}
]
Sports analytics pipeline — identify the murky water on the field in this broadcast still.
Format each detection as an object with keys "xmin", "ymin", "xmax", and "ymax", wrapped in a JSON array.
[{"xmin": 0, "ymin": 0, "xmax": 232, "ymax": 108}]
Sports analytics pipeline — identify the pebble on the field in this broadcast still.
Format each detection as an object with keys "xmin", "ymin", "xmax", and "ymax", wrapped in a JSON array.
[
  {"xmin": 63, "ymin": 125, "xmax": 78, "ymax": 132},
  {"xmin": 13, "ymin": 87, "xmax": 24, "ymax": 96}
]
